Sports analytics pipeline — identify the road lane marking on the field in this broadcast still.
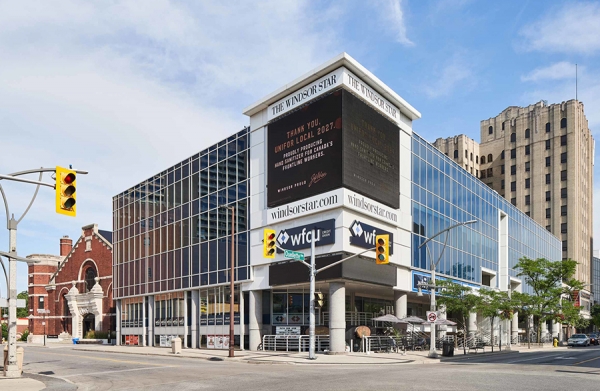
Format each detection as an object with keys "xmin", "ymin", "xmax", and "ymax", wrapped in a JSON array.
[
  {"xmin": 572, "ymin": 356, "xmax": 600, "ymax": 366},
  {"xmin": 30, "ymin": 351, "xmax": 172, "ymax": 366},
  {"xmin": 59, "ymin": 365, "xmax": 179, "ymax": 378},
  {"xmin": 505, "ymin": 353, "xmax": 564, "ymax": 364}
]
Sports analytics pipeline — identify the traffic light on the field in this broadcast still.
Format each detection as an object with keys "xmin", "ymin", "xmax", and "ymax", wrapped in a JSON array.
[
  {"xmin": 55, "ymin": 166, "xmax": 77, "ymax": 217},
  {"xmin": 314, "ymin": 292, "xmax": 324, "ymax": 309},
  {"xmin": 263, "ymin": 228, "xmax": 276, "ymax": 258},
  {"xmin": 375, "ymin": 234, "xmax": 389, "ymax": 264}
]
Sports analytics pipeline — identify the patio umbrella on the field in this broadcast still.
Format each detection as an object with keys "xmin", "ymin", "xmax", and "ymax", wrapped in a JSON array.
[
  {"xmin": 372, "ymin": 314, "xmax": 407, "ymax": 323},
  {"xmin": 397, "ymin": 316, "xmax": 425, "ymax": 324},
  {"xmin": 424, "ymin": 318, "xmax": 456, "ymax": 326}
]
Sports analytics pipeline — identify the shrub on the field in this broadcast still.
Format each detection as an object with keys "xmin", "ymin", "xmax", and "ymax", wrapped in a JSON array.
[{"xmin": 20, "ymin": 330, "xmax": 29, "ymax": 341}]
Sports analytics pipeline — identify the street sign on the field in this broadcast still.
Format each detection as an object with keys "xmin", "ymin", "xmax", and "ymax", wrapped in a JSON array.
[
  {"xmin": 284, "ymin": 249, "xmax": 305, "ymax": 261},
  {"xmin": 426, "ymin": 311, "xmax": 438, "ymax": 323}
]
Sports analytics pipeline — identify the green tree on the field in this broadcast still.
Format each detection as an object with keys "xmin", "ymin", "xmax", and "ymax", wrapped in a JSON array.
[
  {"xmin": 560, "ymin": 300, "xmax": 589, "ymax": 337},
  {"xmin": 435, "ymin": 280, "xmax": 482, "ymax": 355},
  {"xmin": 17, "ymin": 291, "xmax": 29, "ymax": 318},
  {"xmin": 477, "ymin": 289, "xmax": 513, "ymax": 352},
  {"xmin": 591, "ymin": 304, "xmax": 600, "ymax": 331},
  {"xmin": 515, "ymin": 257, "xmax": 582, "ymax": 346}
]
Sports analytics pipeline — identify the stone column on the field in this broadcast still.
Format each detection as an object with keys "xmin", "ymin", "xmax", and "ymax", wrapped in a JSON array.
[
  {"xmin": 249, "ymin": 290, "xmax": 262, "ymax": 351},
  {"xmin": 147, "ymin": 296, "xmax": 154, "ymax": 347},
  {"xmin": 142, "ymin": 296, "xmax": 147, "ymax": 347},
  {"xmin": 191, "ymin": 290, "xmax": 199, "ymax": 348},
  {"xmin": 394, "ymin": 291, "xmax": 407, "ymax": 318},
  {"xmin": 512, "ymin": 312, "xmax": 519, "ymax": 343},
  {"xmin": 468, "ymin": 312, "xmax": 478, "ymax": 338},
  {"xmin": 541, "ymin": 320, "xmax": 549, "ymax": 339},
  {"xmin": 329, "ymin": 282, "xmax": 346, "ymax": 353},
  {"xmin": 116, "ymin": 299, "xmax": 121, "ymax": 346}
]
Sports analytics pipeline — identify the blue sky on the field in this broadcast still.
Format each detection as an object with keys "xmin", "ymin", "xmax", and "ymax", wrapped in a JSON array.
[{"xmin": 1, "ymin": 0, "xmax": 599, "ymax": 295}]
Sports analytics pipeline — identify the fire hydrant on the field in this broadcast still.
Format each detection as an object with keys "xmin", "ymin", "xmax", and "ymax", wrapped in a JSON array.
[{"xmin": 553, "ymin": 337, "xmax": 559, "ymax": 347}]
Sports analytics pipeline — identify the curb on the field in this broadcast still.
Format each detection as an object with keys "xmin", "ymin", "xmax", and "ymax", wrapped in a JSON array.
[{"xmin": 23, "ymin": 372, "xmax": 78, "ymax": 391}]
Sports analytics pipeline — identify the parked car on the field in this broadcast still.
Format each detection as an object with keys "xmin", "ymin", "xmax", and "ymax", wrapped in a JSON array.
[
  {"xmin": 567, "ymin": 334, "xmax": 590, "ymax": 347},
  {"xmin": 588, "ymin": 334, "xmax": 599, "ymax": 346}
]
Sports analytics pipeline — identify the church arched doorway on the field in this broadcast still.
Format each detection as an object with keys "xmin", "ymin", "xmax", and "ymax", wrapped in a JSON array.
[{"xmin": 83, "ymin": 313, "xmax": 95, "ymax": 338}]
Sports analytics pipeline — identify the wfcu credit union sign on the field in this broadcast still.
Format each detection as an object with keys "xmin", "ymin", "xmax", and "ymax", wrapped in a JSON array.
[{"xmin": 266, "ymin": 67, "xmax": 401, "ymax": 217}]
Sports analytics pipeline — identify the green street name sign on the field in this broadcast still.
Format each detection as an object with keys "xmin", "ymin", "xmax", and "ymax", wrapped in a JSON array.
[{"xmin": 284, "ymin": 249, "xmax": 305, "ymax": 261}]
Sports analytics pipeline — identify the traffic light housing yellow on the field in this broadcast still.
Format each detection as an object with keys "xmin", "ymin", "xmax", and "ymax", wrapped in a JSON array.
[
  {"xmin": 55, "ymin": 166, "xmax": 77, "ymax": 217},
  {"xmin": 263, "ymin": 228, "xmax": 276, "ymax": 258},
  {"xmin": 375, "ymin": 234, "xmax": 389, "ymax": 264},
  {"xmin": 314, "ymin": 292, "xmax": 324, "ymax": 309}
]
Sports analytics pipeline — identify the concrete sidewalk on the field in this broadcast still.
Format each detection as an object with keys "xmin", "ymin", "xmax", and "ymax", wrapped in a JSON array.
[{"xmin": 0, "ymin": 376, "xmax": 46, "ymax": 391}]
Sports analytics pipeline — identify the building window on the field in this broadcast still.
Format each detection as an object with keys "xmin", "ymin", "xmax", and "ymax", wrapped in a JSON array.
[
  {"xmin": 85, "ymin": 267, "xmax": 97, "ymax": 293},
  {"xmin": 501, "ymin": 165, "xmax": 505, "ymax": 174},
  {"xmin": 465, "ymin": 164, "xmax": 468, "ymax": 170},
  {"xmin": 476, "ymin": 155, "xmax": 479, "ymax": 164},
  {"xmin": 546, "ymin": 156, "xmax": 551, "ymax": 167},
  {"xmin": 476, "ymin": 169, "xmax": 479, "ymax": 177},
  {"xmin": 546, "ymin": 208, "xmax": 551, "ymax": 218},
  {"xmin": 511, "ymin": 198, "xmax": 516, "ymax": 206},
  {"xmin": 510, "ymin": 165, "xmax": 516, "ymax": 175},
  {"xmin": 481, "ymin": 170, "xmax": 486, "ymax": 179},
  {"xmin": 562, "ymin": 240, "xmax": 567, "ymax": 251},
  {"xmin": 501, "ymin": 150, "xmax": 505, "ymax": 159},
  {"xmin": 510, "ymin": 149, "xmax": 516, "ymax": 159},
  {"xmin": 560, "ymin": 135, "xmax": 567, "ymax": 146},
  {"xmin": 525, "ymin": 195, "xmax": 530, "ymax": 205},
  {"xmin": 561, "ymin": 118, "xmax": 567, "ymax": 128},
  {"xmin": 489, "ymin": 126, "xmax": 493, "ymax": 134},
  {"xmin": 545, "ymin": 173, "xmax": 551, "ymax": 184},
  {"xmin": 545, "ymin": 140, "xmax": 551, "ymax": 150},
  {"xmin": 545, "ymin": 191, "xmax": 551, "ymax": 201},
  {"xmin": 465, "ymin": 150, "xmax": 468, "ymax": 158},
  {"xmin": 501, "ymin": 180, "xmax": 505, "ymax": 189},
  {"xmin": 511, "ymin": 181, "xmax": 516, "ymax": 191},
  {"xmin": 510, "ymin": 133, "xmax": 516, "ymax": 142},
  {"xmin": 488, "ymin": 154, "xmax": 492, "ymax": 162},
  {"xmin": 561, "ymin": 223, "xmax": 567, "ymax": 233},
  {"xmin": 525, "ymin": 211, "xmax": 530, "ymax": 217},
  {"xmin": 561, "ymin": 205, "xmax": 567, "ymax": 216},
  {"xmin": 560, "ymin": 152, "xmax": 567, "ymax": 163},
  {"xmin": 561, "ymin": 188, "xmax": 567, "ymax": 198},
  {"xmin": 546, "ymin": 225, "xmax": 551, "ymax": 232},
  {"xmin": 502, "ymin": 122, "xmax": 505, "ymax": 131},
  {"xmin": 525, "ymin": 145, "xmax": 530, "ymax": 155},
  {"xmin": 525, "ymin": 178, "xmax": 530, "ymax": 189},
  {"xmin": 546, "ymin": 122, "xmax": 551, "ymax": 132},
  {"xmin": 470, "ymin": 152, "xmax": 473, "ymax": 161},
  {"xmin": 487, "ymin": 168, "xmax": 493, "ymax": 177},
  {"xmin": 525, "ymin": 162, "xmax": 530, "ymax": 172},
  {"xmin": 561, "ymin": 170, "xmax": 567, "ymax": 181},
  {"xmin": 454, "ymin": 150, "xmax": 458, "ymax": 158},
  {"xmin": 38, "ymin": 296, "xmax": 45, "ymax": 310},
  {"xmin": 525, "ymin": 128, "xmax": 530, "ymax": 138},
  {"xmin": 481, "ymin": 156, "xmax": 486, "ymax": 164}
]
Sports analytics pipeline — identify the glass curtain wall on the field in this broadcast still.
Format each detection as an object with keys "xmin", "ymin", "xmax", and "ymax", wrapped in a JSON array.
[{"xmin": 113, "ymin": 128, "xmax": 250, "ymax": 299}]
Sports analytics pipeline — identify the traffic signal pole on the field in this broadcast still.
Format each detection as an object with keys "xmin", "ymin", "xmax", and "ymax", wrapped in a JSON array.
[
  {"xmin": 309, "ymin": 228, "xmax": 316, "ymax": 360},
  {"xmin": 0, "ymin": 167, "xmax": 87, "ymax": 378}
]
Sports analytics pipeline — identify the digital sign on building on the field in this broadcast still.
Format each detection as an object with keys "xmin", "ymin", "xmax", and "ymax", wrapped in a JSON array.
[{"xmin": 267, "ymin": 88, "xmax": 399, "ymax": 209}]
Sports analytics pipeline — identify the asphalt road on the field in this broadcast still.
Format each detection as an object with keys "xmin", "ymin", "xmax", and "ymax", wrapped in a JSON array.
[{"xmin": 21, "ymin": 345, "xmax": 600, "ymax": 391}]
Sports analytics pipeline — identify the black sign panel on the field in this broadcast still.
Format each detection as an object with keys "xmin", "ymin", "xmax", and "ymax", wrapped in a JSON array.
[
  {"xmin": 276, "ymin": 219, "xmax": 335, "ymax": 253},
  {"xmin": 348, "ymin": 220, "xmax": 394, "ymax": 255},
  {"xmin": 267, "ymin": 91, "xmax": 343, "ymax": 207},
  {"xmin": 342, "ymin": 90, "xmax": 400, "ymax": 209}
]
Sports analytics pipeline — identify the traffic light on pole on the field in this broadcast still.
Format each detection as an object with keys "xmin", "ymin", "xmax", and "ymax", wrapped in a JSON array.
[
  {"xmin": 314, "ymin": 292, "xmax": 324, "ymax": 309},
  {"xmin": 263, "ymin": 228, "xmax": 276, "ymax": 258},
  {"xmin": 55, "ymin": 166, "xmax": 77, "ymax": 217},
  {"xmin": 375, "ymin": 234, "xmax": 389, "ymax": 264}
]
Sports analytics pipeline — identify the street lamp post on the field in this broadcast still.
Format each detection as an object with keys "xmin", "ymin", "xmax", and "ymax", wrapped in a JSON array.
[
  {"xmin": 220, "ymin": 205, "xmax": 236, "ymax": 358},
  {"xmin": 418, "ymin": 220, "xmax": 477, "ymax": 358}
]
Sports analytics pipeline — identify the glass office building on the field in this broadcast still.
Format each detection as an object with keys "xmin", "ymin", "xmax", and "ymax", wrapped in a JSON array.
[
  {"xmin": 411, "ymin": 133, "xmax": 561, "ymax": 293},
  {"xmin": 113, "ymin": 127, "xmax": 250, "ymax": 347}
]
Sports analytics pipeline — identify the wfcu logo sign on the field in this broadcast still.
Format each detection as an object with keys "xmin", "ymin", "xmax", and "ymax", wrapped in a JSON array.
[
  {"xmin": 276, "ymin": 219, "xmax": 335, "ymax": 252},
  {"xmin": 349, "ymin": 220, "xmax": 394, "ymax": 255}
]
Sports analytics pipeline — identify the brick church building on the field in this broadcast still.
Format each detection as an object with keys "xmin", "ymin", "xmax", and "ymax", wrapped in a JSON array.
[{"xmin": 27, "ymin": 224, "xmax": 114, "ymax": 343}]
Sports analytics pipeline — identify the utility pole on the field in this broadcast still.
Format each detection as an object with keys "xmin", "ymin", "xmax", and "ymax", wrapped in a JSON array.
[{"xmin": 308, "ymin": 228, "xmax": 316, "ymax": 360}]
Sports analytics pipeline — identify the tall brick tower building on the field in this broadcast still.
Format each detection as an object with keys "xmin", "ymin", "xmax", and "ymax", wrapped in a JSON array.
[{"xmin": 27, "ymin": 224, "xmax": 114, "ymax": 343}]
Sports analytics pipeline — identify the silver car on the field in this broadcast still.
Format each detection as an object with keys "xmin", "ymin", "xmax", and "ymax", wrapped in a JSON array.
[{"xmin": 567, "ymin": 334, "xmax": 590, "ymax": 347}]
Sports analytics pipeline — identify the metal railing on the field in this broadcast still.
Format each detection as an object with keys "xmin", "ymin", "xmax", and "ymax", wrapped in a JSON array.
[{"xmin": 261, "ymin": 335, "xmax": 330, "ymax": 352}]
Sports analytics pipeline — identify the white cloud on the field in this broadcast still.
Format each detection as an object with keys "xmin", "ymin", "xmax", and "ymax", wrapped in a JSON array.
[
  {"xmin": 521, "ymin": 62, "xmax": 577, "ymax": 82},
  {"xmin": 519, "ymin": 2, "xmax": 600, "ymax": 54},
  {"xmin": 423, "ymin": 54, "xmax": 474, "ymax": 98},
  {"xmin": 380, "ymin": 0, "xmax": 414, "ymax": 47},
  {"xmin": 0, "ymin": 0, "xmax": 345, "ymax": 294}
]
